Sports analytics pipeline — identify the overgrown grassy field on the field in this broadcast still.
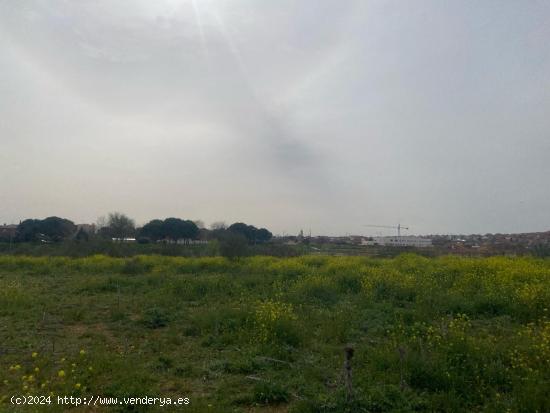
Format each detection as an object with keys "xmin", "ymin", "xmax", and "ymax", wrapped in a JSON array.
[{"xmin": 1, "ymin": 254, "xmax": 549, "ymax": 412}]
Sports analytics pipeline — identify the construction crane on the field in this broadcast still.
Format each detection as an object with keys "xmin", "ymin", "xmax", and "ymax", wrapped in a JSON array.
[{"xmin": 364, "ymin": 224, "xmax": 409, "ymax": 238}]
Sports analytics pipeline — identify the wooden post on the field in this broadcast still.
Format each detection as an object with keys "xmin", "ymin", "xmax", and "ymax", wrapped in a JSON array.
[{"xmin": 344, "ymin": 346, "xmax": 354, "ymax": 401}]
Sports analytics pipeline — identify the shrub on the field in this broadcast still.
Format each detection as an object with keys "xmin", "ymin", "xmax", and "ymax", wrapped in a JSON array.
[
  {"xmin": 253, "ymin": 299, "xmax": 300, "ymax": 346},
  {"xmin": 141, "ymin": 308, "xmax": 170, "ymax": 329},
  {"xmin": 218, "ymin": 232, "xmax": 248, "ymax": 259},
  {"xmin": 188, "ymin": 305, "xmax": 249, "ymax": 342}
]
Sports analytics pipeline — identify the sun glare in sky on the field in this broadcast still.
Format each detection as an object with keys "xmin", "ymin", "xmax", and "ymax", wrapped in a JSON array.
[{"xmin": 2, "ymin": 1, "xmax": 549, "ymax": 234}]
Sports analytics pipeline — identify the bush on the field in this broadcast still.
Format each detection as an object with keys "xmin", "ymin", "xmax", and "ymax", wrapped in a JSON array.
[
  {"xmin": 188, "ymin": 305, "xmax": 249, "ymax": 343},
  {"xmin": 218, "ymin": 232, "xmax": 248, "ymax": 259},
  {"xmin": 141, "ymin": 308, "xmax": 170, "ymax": 329},
  {"xmin": 253, "ymin": 299, "xmax": 301, "ymax": 347}
]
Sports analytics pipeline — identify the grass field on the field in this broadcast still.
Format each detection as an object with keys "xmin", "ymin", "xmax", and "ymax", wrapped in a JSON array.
[{"xmin": 1, "ymin": 254, "xmax": 549, "ymax": 412}]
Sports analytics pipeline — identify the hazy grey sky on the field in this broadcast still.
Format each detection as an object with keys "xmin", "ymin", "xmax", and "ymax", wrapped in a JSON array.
[{"xmin": 1, "ymin": 0, "xmax": 549, "ymax": 235}]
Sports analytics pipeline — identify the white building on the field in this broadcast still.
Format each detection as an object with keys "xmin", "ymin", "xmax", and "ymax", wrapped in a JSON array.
[{"xmin": 362, "ymin": 236, "xmax": 432, "ymax": 248}]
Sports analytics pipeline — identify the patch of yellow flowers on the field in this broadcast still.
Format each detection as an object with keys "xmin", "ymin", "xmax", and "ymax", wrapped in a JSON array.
[
  {"xmin": 1, "ymin": 349, "xmax": 93, "ymax": 406},
  {"xmin": 254, "ymin": 299, "xmax": 297, "ymax": 343}
]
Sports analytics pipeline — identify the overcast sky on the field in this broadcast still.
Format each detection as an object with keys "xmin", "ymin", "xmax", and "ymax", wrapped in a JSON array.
[{"xmin": 1, "ymin": 0, "xmax": 549, "ymax": 236}]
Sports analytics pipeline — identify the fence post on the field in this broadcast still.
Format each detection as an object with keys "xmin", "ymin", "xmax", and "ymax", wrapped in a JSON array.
[{"xmin": 344, "ymin": 346, "xmax": 354, "ymax": 401}]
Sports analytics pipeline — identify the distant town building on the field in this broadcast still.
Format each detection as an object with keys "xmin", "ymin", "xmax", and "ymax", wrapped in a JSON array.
[
  {"xmin": 0, "ymin": 224, "xmax": 18, "ymax": 240},
  {"xmin": 362, "ymin": 236, "xmax": 433, "ymax": 248},
  {"xmin": 112, "ymin": 238, "xmax": 136, "ymax": 243},
  {"xmin": 176, "ymin": 239, "xmax": 208, "ymax": 245},
  {"xmin": 154, "ymin": 238, "xmax": 208, "ymax": 245}
]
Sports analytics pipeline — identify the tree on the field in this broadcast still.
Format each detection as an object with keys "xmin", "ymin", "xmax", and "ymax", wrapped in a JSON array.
[
  {"xmin": 228, "ymin": 222, "xmax": 255, "ymax": 243},
  {"xmin": 228, "ymin": 222, "xmax": 272, "ymax": 244},
  {"xmin": 256, "ymin": 228, "xmax": 273, "ymax": 243},
  {"xmin": 40, "ymin": 216, "xmax": 76, "ymax": 242},
  {"xmin": 183, "ymin": 220, "xmax": 200, "ymax": 239},
  {"xmin": 106, "ymin": 212, "xmax": 135, "ymax": 240},
  {"xmin": 163, "ymin": 218, "xmax": 188, "ymax": 242},
  {"xmin": 15, "ymin": 219, "xmax": 42, "ymax": 242},
  {"xmin": 139, "ymin": 219, "xmax": 165, "ymax": 241},
  {"xmin": 15, "ymin": 217, "xmax": 76, "ymax": 242},
  {"xmin": 138, "ymin": 218, "xmax": 199, "ymax": 243},
  {"xmin": 163, "ymin": 218, "xmax": 198, "ymax": 242}
]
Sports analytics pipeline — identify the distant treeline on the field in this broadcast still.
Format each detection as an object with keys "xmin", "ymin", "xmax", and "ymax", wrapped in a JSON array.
[{"xmin": 1, "ymin": 213, "xmax": 273, "ymax": 246}]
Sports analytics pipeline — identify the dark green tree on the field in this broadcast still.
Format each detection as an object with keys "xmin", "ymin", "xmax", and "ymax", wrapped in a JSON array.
[
  {"xmin": 139, "ymin": 219, "xmax": 165, "ymax": 241},
  {"xmin": 163, "ymin": 218, "xmax": 199, "ymax": 242},
  {"xmin": 256, "ymin": 228, "xmax": 273, "ymax": 243},
  {"xmin": 228, "ymin": 223, "xmax": 273, "ymax": 244},
  {"xmin": 228, "ymin": 222, "xmax": 256, "ymax": 243},
  {"xmin": 15, "ymin": 219, "xmax": 42, "ymax": 242},
  {"xmin": 40, "ymin": 216, "xmax": 76, "ymax": 242},
  {"xmin": 15, "ymin": 217, "xmax": 76, "ymax": 242}
]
